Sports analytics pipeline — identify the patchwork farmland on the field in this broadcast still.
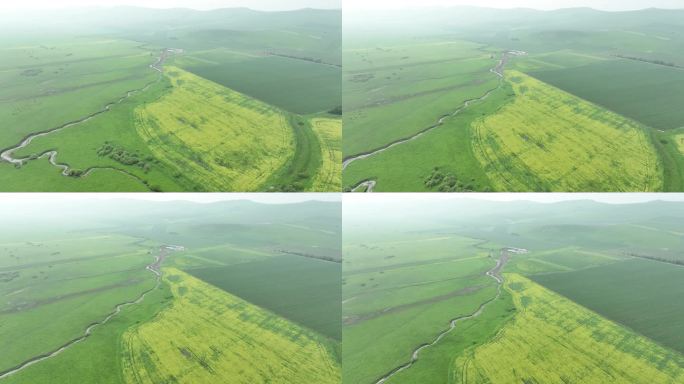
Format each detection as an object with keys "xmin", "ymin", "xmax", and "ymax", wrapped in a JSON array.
[
  {"xmin": 0, "ymin": 7, "xmax": 341, "ymax": 192},
  {"xmin": 0, "ymin": 198, "xmax": 341, "ymax": 383},
  {"xmin": 343, "ymin": 7, "xmax": 684, "ymax": 192},
  {"xmin": 343, "ymin": 196, "xmax": 684, "ymax": 383}
]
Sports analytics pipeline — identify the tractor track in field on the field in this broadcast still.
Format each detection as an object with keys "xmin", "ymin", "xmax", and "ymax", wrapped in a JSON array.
[
  {"xmin": 0, "ymin": 49, "xmax": 175, "ymax": 187},
  {"xmin": 373, "ymin": 248, "xmax": 511, "ymax": 384},
  {"xmin": 0, "ymin": 245, "xmax": 179, "ymax": 380},
  {"xmin": 344, "ymin": 51, "xmax": 518, "ymax": 192}
]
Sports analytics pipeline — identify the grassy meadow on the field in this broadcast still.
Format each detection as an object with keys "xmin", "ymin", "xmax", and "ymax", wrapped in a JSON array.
[
  {"xmin": 0, "ymin": 38, "xmax": 158, "ymax": 150},
  {"xmin": 1, "ymin": 199, "xmax": 342, "ymax": 383},
  {"xmin": 343, "ymin": 39, "xmax": 499, "ymax": 157},
  {"xmin": 342, "ymin": 232, "xmax": 502, "ymax": 384},
  {"xmin": 0, "ymin": 234, "xmax": 158, "ymax": 375}
]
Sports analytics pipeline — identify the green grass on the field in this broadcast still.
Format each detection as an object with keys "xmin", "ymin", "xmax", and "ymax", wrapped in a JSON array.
[
  {"xmin": 343, "ymin": 233, "xmax": 500, "ymax": 384},
  {"xmin": 0, "ymin": 159, "xmax": 149, "ymax": 191},
  {"xmin": 262, "ymin": 115, "xmax": 323, "ymax": 192},
  {"xmin": 183, "ymin": 54, "xmax": 341, "ymax": 115},
  {"xmin": 9, "ymin": 77, "xmax": 184, "ymax": 192},
  {"xmin": 342, "ymin": 81, "xmax": 509, "ymax": 192},
  {"xmin": 343, "ymin": 40, "xmax": 499, "ymax": 157},
  {"xmin": 2, "ymin": 281, "xmax": 172, "ymax": 383},
  {"xmin": 652, "ymin": 127, "xmax": 684, "ymax": 191},
  {"xmin": 188, "ymin": 254, "xmax": 341, "ymax": 340},
  {"xmin": 0, "ymin": 38, "xmax": 158, "ymax": 151},
  {"xmin": 531, "ymin": 59, "xmax": 684, "ymax": 131},
  {"xmin": 0, "ymin": 234, "xmax": 158, "ymax": 374},
  {"xmin": 532, "ymin": 258, "xmax": 684, "ymax": 354},
  {"xmin": 384, "ymin": 290, "xmax": 515, "ymax": 384}
]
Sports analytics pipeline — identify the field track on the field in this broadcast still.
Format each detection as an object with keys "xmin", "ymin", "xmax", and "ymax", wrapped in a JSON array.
[
  {"xmin": 373, "ymin": 249, "xmax": 511, "ymax": 384},
  {"xmin": 0, "ymin": 245, "xmax": 178, "ymax": 381},
  {"xmin": 0, "ymin": 49, "xmax": 174, "ymax": 186},
  {"xmin": 343, "ymin": 51, "xmax": 514, "ymax": 179}
]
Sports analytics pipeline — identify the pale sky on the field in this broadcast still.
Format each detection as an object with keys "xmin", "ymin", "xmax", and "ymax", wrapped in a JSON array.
[
  {"xmin": 344, "ymin": 193, "xmax": 684, "ymax": 205},
  {"xmin": 0, "ymin": 193, "xmax": 340, "ymax": 204},
  {"xmin": 0, "ymin": 0, "xmax": 340, "ymax": 11},
  {"xmin": 345, "ymin": 0, "xmax": 684, "ymax": 11}
]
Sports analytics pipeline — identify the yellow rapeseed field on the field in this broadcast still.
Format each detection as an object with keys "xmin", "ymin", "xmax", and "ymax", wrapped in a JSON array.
[
  {"xmin": 134, "ymin": 67, "xmax": 294, "ymax": 191},
  {"xmin": 472, "ymin": 71, "xmax": 662, "ymax": 191},
  {"xmin": 675, "ymin": 134, "xmax": 684, "ymax": 156},
  {"xmin": 455, "ymin": 274, "xmax": 684, "ymax": 383},
  {"xmin": 122, "ymin": 268, "xmax": 340, "ymax": 384},
  {"xmin": 310, "ymin": 118, "xmax": 342, "ymax": 191}
]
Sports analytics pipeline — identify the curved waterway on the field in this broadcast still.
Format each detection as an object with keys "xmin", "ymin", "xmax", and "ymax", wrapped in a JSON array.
[
  {"xmin": 343, "ymin": 51, "xmax": 518, "ymax": 190},
  {"xmin": 0, "ymin": 245, "xmax": 178, "ymax": 380},
  {"xmin": 373, "ymin": 249, "xmax": 511, "ymax": 384},
  {"xmin": 0, "ymin": 49, "xmax": 173, "ymax": 180}
]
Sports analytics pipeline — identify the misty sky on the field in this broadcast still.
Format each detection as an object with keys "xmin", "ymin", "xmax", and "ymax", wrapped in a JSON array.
[
  {"xmin": 0, "ymin": 193, "xmax": 340, "ymax": 204},
  {"xmin": 0, "ymin": 0, "xmax": 340, "ymax": 11},
  {"xmin": 344, "ymin": 193, "xmax": 684, "ymax": 205},
  {"xmin": 345, "ymin": 0, "xmax": 684, "ymax": 11}
]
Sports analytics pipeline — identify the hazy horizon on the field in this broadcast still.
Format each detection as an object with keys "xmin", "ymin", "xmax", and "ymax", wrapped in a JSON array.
[
  {"xmin": 0, "ymin": 0, "xmax": 340, "ymax": 11},
  {"xmin": 345, "ymin": 0, "xmax": 684, "ymax": 12},
  {"xmin": 0, "ymin": 193, "xmax": 341, "ymax": 204},
  {"xmin": 344, "ymin": 193, "xmax": 684, "ymax": 205}
]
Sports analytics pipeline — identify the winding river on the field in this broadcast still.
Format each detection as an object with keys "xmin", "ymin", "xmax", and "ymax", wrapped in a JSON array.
[
  {"xmin": 373, "ymin": 248, "xmax": 511, "ymax": 384},
  {"xmin": 0, "ymin": 49, "xmax": 172, "ymax": 180},
  {"xmin": 0, "ymin": 245, "xmax": 178, "ymax": 380},
  {"xmin": 345, "ymin": 51, "xmax": 518, "ymax": 192}
]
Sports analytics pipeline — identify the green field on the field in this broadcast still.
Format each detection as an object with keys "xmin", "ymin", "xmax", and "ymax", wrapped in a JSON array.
[
  {"xmin": 532, "ymin": 258, "xmax": 684, "ymax": 354},
  {"xmin": 343, "ymin": 40, "xmax": 499, "ymax": 157},
  {"xmin": 189, "ymin": 254, "xmax": 341, "ymax": 340},
  {"xmin": 343, "ymin": 82, "xmax": 509, "ymax": 191},
  {"xmin": 0, "ymin": 234, "xmax": 158, "ymax": 375},
  {"xmin": 0, "ymin": 38, "xmax": 157, "ymax": 151},
  {"xmin": 343, "ymin": 232, "xmax": 502, "ymax": 384},
  {"xmin": 184, "ymin": 55, "xmax": 341, "ymax": 115},
  {"xmin": 531, "ymin": 59, "xmax": 684, "ymax": 130}
]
